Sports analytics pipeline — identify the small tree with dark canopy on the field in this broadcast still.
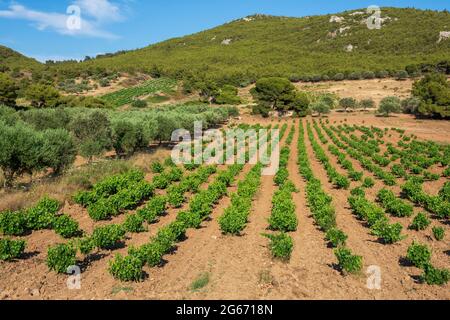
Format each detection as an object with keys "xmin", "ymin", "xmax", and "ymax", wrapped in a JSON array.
[
  {"xmin": 251, "ymin": 77, "xmax": 296, "ymax": 115},
  {"xmin": 25, "ymin": 84, "xmax": 61, "ymax": 108},
  {"xmin": 291, "ymin": 92, "xmax": 310, "ymax": 117},
  {"xmin": 198, "ymin": 81, "xmax": 220, "ymax": 104},
  {"xmin": 401, "ymin": 97, "xmax": 421, "ymax": 114},
  {"xmin": 412, "ymin": 73, "xmax": 450, "ymax": 118},
  {"xmin": 0, "ymin": 73, "xmax": 18, "ymax": 107},
  {"xmin": 215, "ymin": 85, "xmax": 241, "ymax": 105}
]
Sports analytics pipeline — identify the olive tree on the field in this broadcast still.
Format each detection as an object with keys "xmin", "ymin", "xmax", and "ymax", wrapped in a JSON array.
[
  {"xmin": 378, "ymin": 96, "xmax": 402, "ymax": 116},
  {"xmin": 0, "ymin": 121, "xmax": 43, "ymax": 187},
  {"xmin": 311, "ymin": 101, "xmax": 331, "ymax": 116},
  {"xmin": 69, "ymin": 111, "xmax": 112, "ymax": 161},
  {"xmin": 360, "ymin": 99, "xmax": 375, "ymax": 110},
  {"xmin": 112, "ymin": 120, "xmax": 146, "ymax": 157},
  {"xmin": 41, "ymin": 129, "xmax": 77, "ymax": 175},
  {"xmin": 339, "ymin": 97, "xmax": 358, "ymax": 112},
  {"xmin": 153, "ymin": 113, "xmax": 180, "ymax": 144}
]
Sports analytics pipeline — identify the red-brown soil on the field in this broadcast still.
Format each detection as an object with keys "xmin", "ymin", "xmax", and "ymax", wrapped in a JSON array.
[{"xmin": 0, "ymin": 115, "xmax": 448, "ymax": 300}]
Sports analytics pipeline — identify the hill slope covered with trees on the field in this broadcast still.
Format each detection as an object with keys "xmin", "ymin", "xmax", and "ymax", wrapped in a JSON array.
[
  {"xmin": 51, "ymin": 7, "xmax": 450, "ymax": 85},
  {"xmin": 0, "ymin": 46, "xmax": 41, "ymax": 73}
]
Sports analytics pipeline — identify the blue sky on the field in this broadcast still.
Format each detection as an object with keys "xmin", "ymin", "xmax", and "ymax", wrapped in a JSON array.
[{"xmin": 0, "ymin": 0, "xmax": 448, "ymax": 62}]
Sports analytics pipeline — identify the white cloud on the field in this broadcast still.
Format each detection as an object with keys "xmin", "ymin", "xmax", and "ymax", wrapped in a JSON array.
[
  {"xmin": 74, "ymin": 0, "xmax": 123, "ymax": 23},
  {"xmin": 0, "ymin": 1, "xmax": 125, "ymax": 39}
]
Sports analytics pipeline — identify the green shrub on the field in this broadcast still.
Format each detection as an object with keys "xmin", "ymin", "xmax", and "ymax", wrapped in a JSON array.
[
  {"xmin": 391, "ymin": 164, "xmax": 406, "ymax": 177},
  {"xmin": 152, "ymin": 174, "xmax": 170, "ymax": 189},
  {"xmin": 154, "ymin": 222, "xmax": 186, "ymax": 252},
  {"xmin": 406, "ymin": 242, "xmax": 431, "ymax": 269},
  {"xmin": 350, "ymin": 187, "xmax": 365, "ymax": 197},
  {"xmin": 348, "ymin": 170, "xmax": 363, "ymax": 182},
  {"xmin": 334, "ymin": 175, "xmax": 350, "ymax": 189},
  {"xmin": 47, "ymin": 243, "xmax": 77, "ymax": 274},
  {"xmin": 73, "ymin": 191, "xmax": 95, "ymax": 207},
  {"xmin": 123, "ymin": 214, "xmax": 146, "ymax": 233},
  {"xmin": 423, "ymin": 171, "xmax": 440, "ymax": 181},
  {"xmin": 326, "ymin": 228, "xmax": 348, "ymax": 248},
  {"xmin": 151, "ymin": 162, "xmax": 164, "ymax": 174},
  {"xmin": 432, "ymin": 226, "xmax": 445, "ymax": 241},
  {"xmin": 269, "ymin": 188, "xmax": 298, "ymax": 232},
  {"xmin": 378, "ymin": 96, "xmax": 401, "ymax": 116},
  {"xmin": 274, "ymin": 168, "xmax": 289, "ymax": 186},
  {"xmin": 167, "ymin": 185, "xmax": 185, "ymax": 208},
  {"xmin": 263, "ymin": 233, "xmax": 293, "ymax": 261},
  {"xmin": 219, "ymin": 207, "xmax": 248, "ymax": 235},
  {"xmin": 0, "ymin": 210, "xmax": 26, "ymax": 236},
  {"xmin": 184, "ymin": 163, "xmax": 200, "ymax": 171},
  {"xmin": 164, "ymin": 157, "xmax": 176, "ymax": 167},
  {"xmin": 377, "ymin": 189, "xmax": 414, "ymax": 217},
  {"xmin": 420, "ymin": 265, "xmax": 450, "ymax": 285},
  {"xmin": 137, "ymin": 196, "xmax": 167, "ymax": 223},
  {"xmin": 109, "ymin": 254, "xmax": 144, "ymax": 282},
  {"xmin": 129, "ymin": 242, "xmax": 165, "ymax": 267},
  {"xmin": 177, "ymin": 211, "xmax": 203, "ymax": 229},
  {"xmin": 166, "ymin": 221, "xmax": 187, "ymax": 242},
  {"xmin": 443, "ymin": 167, "xmax": 450, "ymax": 177},
  {"xmin": 0, "ymin": 238, "xmax": 26, "ymax": 261},
  {"xmin": 409, "ymin": 212, "xmax": 431, "ymax": 231},
  {"xmin": 439, "ymin": 182, "xmax": 450, "ymax": 202},
  {"xmin": 371, "ymin": 221, "xmax": 405, "ymax": 244},
  {"xmin": 166, "ymin": 167, "xmax": 183, "ymax": 182},
  {"xmin": 92, "ymin": 225, "xmax": 126, "ymax": 249},
  {"xmin": 77, "ymin": 237, "xmax": 95, "ymax": 255},
  {"xmin": 53, "ymin": 214, "xmax": 80, "ymax": 238},
  {"xmin": 362, "ymin": 177, "xmax": 375, "ymax": 188},
  {"xmin": 131, "ymin": 99, "xmax": 147, "ymax": 108},
  {"xmin": 334, "ymin": 247, "xmax": 363, "ymax": 274},
  {"xmin": 87, "ymin": 199, "xmax": 114, "ymax": 221},
  {"xmin": 26, "ymin": 197, "xmax": 60, "ymax": 230}
]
